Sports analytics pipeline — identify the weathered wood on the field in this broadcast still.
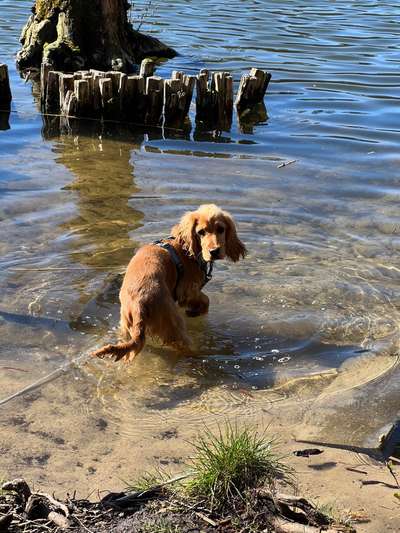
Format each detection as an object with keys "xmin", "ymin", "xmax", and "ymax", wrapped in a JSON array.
[
  {"xmin": 92, "ymin": 72, "xmax": 105, "ymax": 114},
  {"xmin": 145, "ymin": 76, "xmax": 164, "ymax": 125},
  {"xmin": 64, "ymin": 90, "xmax": 78, "ymax": 117},
  {"xmin": 0, "ymin": 64, "xmax": 12, "ymax": 107},
  {"xmin": 140, "ymin": 58, "xmax": 155, "ymax": 78},
  {"xmin": 213, "ymin": 71, "xmax": 233, "ymax": 128},
  {"xmin": 40, "ymin": 62, "xmax": 51, "ymax": 106},
  {"xmin": 74, "ymin": 79, "xmax": 91, "ymax": 116},
  {"xmin": 235, "ymin": 68, "xmax": 271, "ymax": 110},
  {"xmin": 59, "ymin": 73, "xmax": 74, "ymax": 110},
  {"xmin": 196, "ymin": 70, "xmax": 232, "ymax": 129},
  {"xmin": 99, "ymin": 77, "xmax": 114, "ymax": 119},
  {"xmin": 45, "ymin": 70, "xmax": 60, "ymax": 113},
  {"xmin": 164, "ymin": 78, "xmax": 182, "ymax": 123},
  {"xmin": 182, "ymin": 74, "xmax": 196, "ymax": 116},
  {"xmin": 195, "ymin": 70, "xmax": 210, "ymax": 121},
  {"xmin": 124, "ymin": 75, "xmax": 146, "ymax": 123},
  {"xmin": 164, "ymin": 74, "xmax": 195, "ymax": 125},
  {"xmin": 39, "ymin": 65, "xmax": 268, "ymax": 132}
]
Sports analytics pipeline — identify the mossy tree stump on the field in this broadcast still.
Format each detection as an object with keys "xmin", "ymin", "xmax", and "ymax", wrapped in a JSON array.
[{"xmin": 17, "ymin": 0, "xmax": 176, "ymax": 72}]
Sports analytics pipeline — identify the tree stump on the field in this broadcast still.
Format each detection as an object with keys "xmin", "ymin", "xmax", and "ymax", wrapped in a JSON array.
[
  {"xmin": 0, "ymin": 64, "xmax": 12, "ymax": 107},
  {"xmin": 17, "ymin": 0, "xmax": 176, "ymax": 72}
]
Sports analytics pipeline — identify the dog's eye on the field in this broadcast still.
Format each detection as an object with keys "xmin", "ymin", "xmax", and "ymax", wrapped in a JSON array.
[
  {"xmin": 197, "ymin": 229, "xmax": 206, "ymax": 237},
  {"xmin": 216, "ymin": 226, "xmax": 225, "ymax": 234}
]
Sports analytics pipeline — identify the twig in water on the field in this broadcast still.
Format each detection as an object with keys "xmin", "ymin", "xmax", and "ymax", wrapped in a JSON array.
[{"xmin": 277, "ymin": 159, "xmax": 297, "ymax": 168}]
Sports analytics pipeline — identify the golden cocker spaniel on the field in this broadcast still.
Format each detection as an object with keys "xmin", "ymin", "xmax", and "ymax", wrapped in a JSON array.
[{"xmin": 92, "ymin": 204, "xmax": 246, "ymax": 362}]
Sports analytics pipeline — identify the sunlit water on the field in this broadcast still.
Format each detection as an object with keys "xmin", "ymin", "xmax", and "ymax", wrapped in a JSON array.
[{"xmin": 1, "ymin": 0, "xmax": 400, "ymax": 489}]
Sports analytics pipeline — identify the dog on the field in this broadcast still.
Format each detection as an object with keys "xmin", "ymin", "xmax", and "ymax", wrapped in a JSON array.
[{"xmin": 91, "ymin": 204, "xmax": 246, "ymax": 362}]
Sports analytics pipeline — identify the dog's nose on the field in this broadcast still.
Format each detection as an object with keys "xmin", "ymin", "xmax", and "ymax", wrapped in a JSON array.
[{"xmin": 210, "ymin": 248, "xmax": 220, "ymax": 259}]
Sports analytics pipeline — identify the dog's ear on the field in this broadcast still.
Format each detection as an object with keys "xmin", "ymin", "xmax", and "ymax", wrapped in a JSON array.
[
  {"xmin": 171, "ymin": 211, "xmax": 200, "ymax": 257},
  {"xmin": 223, "ymin": 211, "xmax": 247, "ymax": 262}
]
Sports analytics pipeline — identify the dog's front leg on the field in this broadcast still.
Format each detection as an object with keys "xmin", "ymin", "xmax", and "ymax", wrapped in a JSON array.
[{"xmin": 186, "ymin": 292, "xmax": 210, "ymax": 317}]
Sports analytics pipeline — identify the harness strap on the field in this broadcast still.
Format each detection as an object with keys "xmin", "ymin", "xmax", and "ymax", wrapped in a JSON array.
[
  {"xmin": 154, "ymin": 239, "xmax": 184, "ymax": 301},
  {"xmin": 199, "ymin": 258, "xmax": 213, "ymax": 288},
  {"xmin": 153, "ymin": 237, "xmax": 213, "ymax": 298}
]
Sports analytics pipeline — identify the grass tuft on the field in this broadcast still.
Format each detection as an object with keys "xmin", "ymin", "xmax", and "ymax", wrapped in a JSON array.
[
  {"xmin": 124, "ymin": 468, "xmax": 168, "ymax": 493},
  {"xmin": 185, "ymin": 422, "xmax": 294, "ymax": 510}
]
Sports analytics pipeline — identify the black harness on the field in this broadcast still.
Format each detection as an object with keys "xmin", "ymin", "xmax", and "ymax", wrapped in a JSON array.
[{"xmin": 154, "ymin": 237, "xmax": 213, "ymax": 300}]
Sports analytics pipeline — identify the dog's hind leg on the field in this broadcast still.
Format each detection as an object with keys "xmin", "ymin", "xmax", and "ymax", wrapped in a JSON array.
[
  {"xmin": 152, "ymin": 299, "xmax": 192, "ymax": 353},
  {"xmin": 92, "ymin": 308, "xmax": 146, "ymax": 362}
]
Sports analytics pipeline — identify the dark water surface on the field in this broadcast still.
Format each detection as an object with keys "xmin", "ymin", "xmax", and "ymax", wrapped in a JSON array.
[{"xmin": 1, "ymin": 0, "xmax": 400, "ymax": 487}]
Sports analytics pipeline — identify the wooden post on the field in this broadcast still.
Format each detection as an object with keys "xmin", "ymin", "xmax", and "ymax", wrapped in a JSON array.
[
  {"xmin": 196, "ymin": 69, "xmax": 211, "ymax": 123},
  {"xmin": 0, "ymin": 64, "xmax": 12, "ymax": 108},
  {"xmin": 74, "ymin": 79, "xmax": 91, "ymax": 117},
  {"xmin": 140, "ymin": 58, "xmax": 155, "ymax": 78},
  {"xmin": 182, "ymin": 74, "xmax": 196, "ymax": 116},
  {"xmin": 45, "ymin": 71, "xmax": 61, "ymax": 113},
  {"xmin": 235, "ymin": 68, "xmax": 271, "ymax": 110},
  {"xmin": 59, "ymin": 73, "xmax": 75, "ymax": 111},
  {"xmin": 63, "ymin": 90, "xmax": 78, "ymax": 117},
  {"xmin": 164, "ymin": 78, "xmax": 181, "ymax": 124},
  {"xmin": 196, "ymin": 70, "xmax": 232, "ymax": 130},
  {"xmin": 99, "ymin": 77, "xmax": 114, "ymax": 119},
  {"xmin": 212, "ymin": 71, "xmax": 233, "ymax": 129},
  {"xmin": 92, "ymin": 72, "xmax": 105, "ymax": 115},
  {"xmin": 124, "ymin": 75, "xmax": 146, "ymax": 123},
  {"xmin": 164, "ymin": 74, "xmax": 195, "ymax": 125},
  {"xmin": 145, "ymin": 76, "xmax": 164, "ymax": 125},
  {"xmin": 40, "ymin": 62, "xmax": 51, "ymax": 107}
]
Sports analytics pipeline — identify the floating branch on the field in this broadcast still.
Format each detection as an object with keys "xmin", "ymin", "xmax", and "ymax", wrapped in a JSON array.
[
  {"xmin": 235, "ymin": 68, "xmax": 271, "ymax": 111},
  {"xmin": 0, "ymin": 64, "xmax": 12, "ymax": 107}
]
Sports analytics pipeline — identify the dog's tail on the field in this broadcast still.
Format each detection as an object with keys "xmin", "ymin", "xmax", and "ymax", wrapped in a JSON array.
[{"xmin": 91, "ymin": 322, "xmax": 145, "ymax": 362}]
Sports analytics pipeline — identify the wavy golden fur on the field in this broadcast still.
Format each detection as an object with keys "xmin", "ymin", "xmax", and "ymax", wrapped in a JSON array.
[{"xmin": 92, "ymin": 204, "xmax": 246, "ymax": 362}]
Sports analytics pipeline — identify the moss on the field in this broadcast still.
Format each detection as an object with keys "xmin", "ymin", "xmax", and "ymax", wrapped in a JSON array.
[{"xmin": 36, "ymin": 0, "xmax": 64, "ymax": 20}]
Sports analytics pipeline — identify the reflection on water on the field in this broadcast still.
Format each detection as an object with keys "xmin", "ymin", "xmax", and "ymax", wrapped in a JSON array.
[{"xmin": 0, "ymin": 0, "xmax": 400, "ymax": 492}]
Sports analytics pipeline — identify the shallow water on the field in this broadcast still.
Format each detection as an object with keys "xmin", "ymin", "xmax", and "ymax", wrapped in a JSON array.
[{"xmin": 1, "ymin": 0, "xmax": 400, "ymax": 489}]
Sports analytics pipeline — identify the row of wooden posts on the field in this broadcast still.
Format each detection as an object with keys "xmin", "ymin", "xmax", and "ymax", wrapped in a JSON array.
[
  {"xmin": 1, "ymin": 60, "xmax": 271, "ymax": 130},
  {"xmin": 41, "ymin": 59, "xmax": 271, "ymax": 128}
]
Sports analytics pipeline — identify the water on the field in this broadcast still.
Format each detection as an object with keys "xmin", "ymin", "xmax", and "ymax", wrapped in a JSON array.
[{"xmin": 1, "ymin": 0, "xmax": 400, "ymax": 490}]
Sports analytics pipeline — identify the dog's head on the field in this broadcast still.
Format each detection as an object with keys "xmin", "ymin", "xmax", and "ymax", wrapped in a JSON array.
[{"xmin": 172, "ymin": 204, "xmax": 247, "ymax": 262}]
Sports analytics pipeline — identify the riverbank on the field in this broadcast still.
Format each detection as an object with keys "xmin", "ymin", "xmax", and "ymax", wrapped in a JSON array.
[
  {"xmin": 1, "ymin": 420, "xmax": 399, "ymax": 532},
  {"xmin": 0, "ymin": 424, "xmax": 357, "ymax": 533}
]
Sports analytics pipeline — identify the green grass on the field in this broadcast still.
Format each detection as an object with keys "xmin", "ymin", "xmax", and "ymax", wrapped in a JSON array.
[
  {"xmin": 124, "ymin": 468, "xmax": 169, "ymax": 493},
  {"xmin": 185, "ymin": 422, "xmax": 294, "ymax": 510},
  {"xmin": 314, "ymin": 500, "xmax": 353, "ymax": 527}
]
